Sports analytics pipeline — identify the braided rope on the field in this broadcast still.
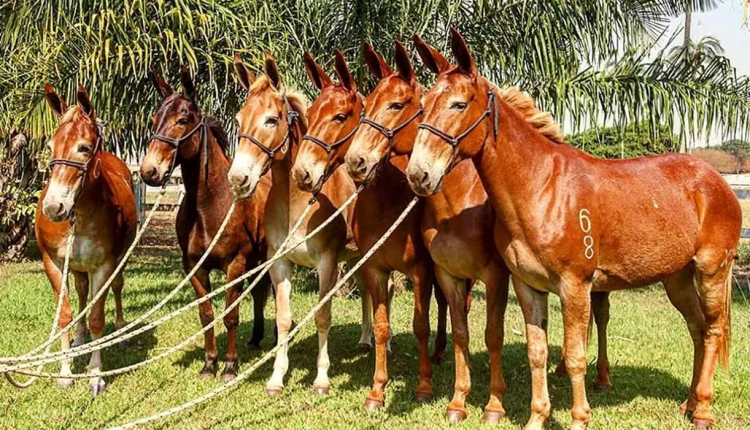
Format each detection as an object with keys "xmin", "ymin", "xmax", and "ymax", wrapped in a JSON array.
[
  {"xmin": 107, "ymin": 196, "xmax": 418, "ymax": 430},
  {"xmin": 4, "ymin": 226, "xmax": 75, "ymax": 387},
  {"xmin": 0, "ymin": 187, "xmax": 360, "ymax": 373},
  {"xmin": 0, "ymin": 191, "xmax": 167, "ymax": 365}
]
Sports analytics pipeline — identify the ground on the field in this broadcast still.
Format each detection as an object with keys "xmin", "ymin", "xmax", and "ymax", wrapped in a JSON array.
[{"xmin": 0, "ymin": 213, "xmax": 749, "ymax": 430}]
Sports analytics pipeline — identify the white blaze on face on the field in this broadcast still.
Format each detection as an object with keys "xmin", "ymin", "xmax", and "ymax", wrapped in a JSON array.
[
  {"xmin": 43, "ymin": 177, "xmax": 78, "ymax": 221},
  {"xmin": 228, "ymin": 150, "xmax": 266, "ymax": 199},
  {"xmin": 406, "ymin": 129, "xmax": 452, "ymax": 195}
]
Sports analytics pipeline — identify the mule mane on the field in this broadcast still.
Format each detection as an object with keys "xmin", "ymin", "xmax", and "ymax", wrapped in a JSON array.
[
  {"xmin": 206, "ymin": 117, "xmax": 230, "ymax": 156},
  {"xmin": 60, "ymin": 105, "xmax": 89, "ymax": 125},
  {"xmin": 496, "ymin": 86, "xmax": 565, "ymax": 144},
  {"xmin": 249, "ymin": 75, "xmax": 309, "ymax": 130}
]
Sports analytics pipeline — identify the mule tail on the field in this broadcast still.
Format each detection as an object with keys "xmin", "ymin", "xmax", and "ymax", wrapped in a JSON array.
[{"xmin": 719, "ymin": 261, "xmax": 733, "ymax": 370}]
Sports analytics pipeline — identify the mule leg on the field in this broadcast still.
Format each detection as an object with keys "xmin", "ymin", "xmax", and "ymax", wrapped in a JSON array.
[
  {"xmin": 482, "ymin": 263, "xmax": 510, "ymax": 425},
  {"xmin": 363, "ymin": 265, "xmax": 390, "ymax": 410},
  {"xmin": 591, "ymin": 291, "xmax": 612, "ymax": 391},
  {"xmin": 43, "ymin": 254, "xmax": 75, "ymax": 388},
  {"xmin": 435, "ymin": 267, "xmax": 471, "ymax": 422},
  {"xmin": 266, "ymin": 257, "xmax": 293, "ymax": 395},
  {"xmin": 221, "ymin": 258, "xmax": 246, "ymax": 382},
  {"xmin": 514, "ymin": 280, "xmax": 551, "ymax": 430},
  {"xmin": 111, "ymin": 271, "xmax": 127, "ymax": 331},
  {"xmin": 88, "ymin": 264, "xmax": 115, "ymax": 396},
  {"xmin": 248, "ymin": 272, "xmax": 272, "ymax": 349},
  {"xmin": 386, "ymin": 274, "xmax": 396, "ymax": 354},
  {"xmin": 352, "ymin": 267, "xmax": 374, "ymax": 352},
  {"xmin": 688, "ymin": 258, "xmax": 732, "ymax": 428},
  {"xmin": 72, "ymin": 271, "xmax": 89, "ymax": 348},
  {"xmin": 187, "ymin": 266, "xmax": 218, "ymax": 379},
  {"xmin": 312, "ymin": 253, "xmax": 338, "ymax": 395},
  {"xmin": 560, "ymin": 280, "xmax": 593, "ymax": 430},
  {"xmin": 432, "ymin": 282, "xmax": 448, "ymax": 365},
  {"xmin": 410, "ymin": 262, "xmax": 435, "ymax": 403}
]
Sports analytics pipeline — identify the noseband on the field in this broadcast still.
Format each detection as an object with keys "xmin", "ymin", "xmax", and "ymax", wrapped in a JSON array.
[
  {"xmin": 418, "ymin": 89, "xmax": 498, "ymax": 171},
  {"xmin": 151, "ymin": 114, "xmax": 207, "ymax": 187},
  {"xmin": 360, "ymin": 106, "xmax": 423, "ymax": 168},
  {"xmin": 239, "ymin": 97, "xmax": 300, "ymax": 163}
]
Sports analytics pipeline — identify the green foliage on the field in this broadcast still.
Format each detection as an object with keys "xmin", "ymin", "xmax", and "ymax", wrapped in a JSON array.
[{"xmin": 566, "ymin": 122, "xmax": 679, "ymax": 159}]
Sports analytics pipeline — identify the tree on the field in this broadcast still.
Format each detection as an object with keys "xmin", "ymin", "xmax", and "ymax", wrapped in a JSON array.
[
  {"xmin": 567, "ymin": 123, "xmax": 680, "ymax": 159},
  {"xmin": 722, "ymin": 139, "xmax": 750, "ymax": 173}
]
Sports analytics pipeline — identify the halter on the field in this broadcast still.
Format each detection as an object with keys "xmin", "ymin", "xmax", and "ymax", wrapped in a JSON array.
[
  {"xmin": 301, "ymin": 106, "xmax": 364, "ymax": 191},
  {"xmin": 360, "ymin": 106, "xmax": 423, "ymax": 167},
  {"xmin": 151, "ymin": 114, "xmax": 207, "ymax": 188},
  {"xmin": 47, "ymin": 120, "xmax": 106, "ymax": 224},
  {"xmin": 239, "ymin": 97, "xmax": 299, "ymax": 163},
  {"xmin": 418, "ymin": 89, "xmax": 498, "ymax": 171}
]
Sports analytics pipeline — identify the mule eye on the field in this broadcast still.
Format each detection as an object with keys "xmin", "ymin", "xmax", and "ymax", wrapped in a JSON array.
[
  {"xmin": 78, "ymin": 145, "xmax": 92, "ymax": 154},
  {"xmin": 265, "ymin": 116, "xmax": 279, "ymax": 126},
  {"xmin": 177, "ymin": 118, "xmax": 189, "ymax": 125},
  {"xmin": 388, "ymin": 102, "xmax": 404, "ymax": 110},
  {"xmin": 332, "ymin": 113, "xmax": 347, "ymax": 123},
  {"xmin": 451, "ymin": 102, "xmax": 468, "ymax": 110}
]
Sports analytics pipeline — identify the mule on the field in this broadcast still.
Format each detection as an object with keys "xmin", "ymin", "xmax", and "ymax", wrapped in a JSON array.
[
  {"xmin": 36, "ymin": 84, "xmax": 137, "ymax": 395},
  {"xmin": 140, "ymin": 69, "xmax": 273, "ymax": 382},
  {"xmin": 293, "ymin": 49, "xmax": 448, "ymax": 409},
  {"xmin": 406, "ymin": 29, "xmax": 740, "ymax": 430},
  {"xmin": 227, "ymin": 54, "xmax": 373, "ymax": 395}
]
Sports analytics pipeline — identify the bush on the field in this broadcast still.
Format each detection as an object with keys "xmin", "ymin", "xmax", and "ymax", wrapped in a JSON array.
[{"xmin": 566, "ymin": 122, "xmax": 679, "ymax": 159}]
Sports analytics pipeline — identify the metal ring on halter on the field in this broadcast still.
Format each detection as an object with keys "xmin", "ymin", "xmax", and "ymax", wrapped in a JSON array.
[
  {"xmin": 360, "ymin": 107, "xmax": 423, "ymax": 168},
  {"xmin": 238, "ymin": 98, "xmax": 299, "ymax": 168},
  {"xmin": 151, "ymin": 115, "xmax": 207, "ymax": 188}
]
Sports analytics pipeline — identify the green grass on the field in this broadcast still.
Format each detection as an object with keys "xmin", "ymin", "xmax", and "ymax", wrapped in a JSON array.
[{"xmin": 1, "ymin": 219, "xmax": 749, "ymax": 430}]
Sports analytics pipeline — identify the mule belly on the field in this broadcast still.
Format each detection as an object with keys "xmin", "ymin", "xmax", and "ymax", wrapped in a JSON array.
[
  {"xmin": 425, "ymin": 229, "xmax": 488, "ymax": 280},
  {"xmin": 56, "ymin": 234, "xmax": 110, "ymax": 272}
]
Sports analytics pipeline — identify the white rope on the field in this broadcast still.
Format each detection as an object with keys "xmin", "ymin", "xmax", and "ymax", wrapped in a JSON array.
[
  {"xmin": 4, "ymin": 225, "xmax": 75, "ymax": 388},
  {"xmin": 107, "ymin": 196, "xmax": 418, "ymax": 430},
  {"xmin": 0, "ymin": 187, "xmax": 361, "ymax": 373},
  {"xmin": 0, "ymin": 191, "xmax": 167, "ymax": 365}
]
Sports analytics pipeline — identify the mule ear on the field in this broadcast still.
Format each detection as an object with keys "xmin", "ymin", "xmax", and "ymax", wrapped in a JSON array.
[
  {"xmin": 450, "ymin": 27, "xmax": 477, "ymax": 76},
  {"xmin": 264, "ymin": 52, "xmax": 283, "ymax": 89},
  {"xmin": 180, "ymin": 66, "xmax": 196, "ymax": 101},
  {"xmin": 44, "ymin": 84, "xmax": 67, "ymax": 118},
  {"xmin": 303, "ymin": 52, "xmax": 332, "ymax": 90},
  {"xmin": 233, "ymin": 54, "xmax": 256, "ymax": 91},
  {"xmin": 333, "ymin": 48, "xmax": 356, "ymax": 93},
  {"xmin": 76, "ymin": 84, "xmax": 95, "ymax": 119},
  {"xmin": 149, "ymin": 66, "xmax": 173, "ymax": 98},
  {"xmin": 394, "ymin": 39, "xmax": 415, "ymax": 84},
  {"xmin": 363, "ymin": 42, "xmax": 392, "ymax": 81},
  {"xmin": 413, "ymin": 33, "xmax": 450, "ymax": 74}
]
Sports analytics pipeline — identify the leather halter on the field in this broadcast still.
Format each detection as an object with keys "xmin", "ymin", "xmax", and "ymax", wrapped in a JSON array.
[
  {"xmin": 238, "ymin": 97, "xmax": 300, "ymax": 162},
  {"xmin": 418, "ymin": 89, "xmax": 498, "ymax": 171},
  {"xmin": 47, "ymin": 121, "xmax": 106, "ymax": 223},
  {"xmin": 151, "ymin": 114, "xmax": 207, "ymax": 188},
  {"xmin": 360, "ymin": 107, "xmax": 423, "ymax": 167}
]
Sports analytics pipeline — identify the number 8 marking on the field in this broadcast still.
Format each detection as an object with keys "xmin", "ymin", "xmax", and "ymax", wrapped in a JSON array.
[{"xmin": 579, "ymin": 209, "xmax": 594, "ymax": 259}]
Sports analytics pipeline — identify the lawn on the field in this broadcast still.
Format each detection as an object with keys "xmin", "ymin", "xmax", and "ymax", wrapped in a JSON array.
[{"xmin": 1, "ymin": 214, "xmax": 749, "ymax": 430}]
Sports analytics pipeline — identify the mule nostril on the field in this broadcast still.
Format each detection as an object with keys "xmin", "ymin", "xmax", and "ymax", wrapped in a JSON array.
[
  {"xmin": 421, "ymin": 171, "xmax": 430, "ymax": 186},
  {"xmin": 356, "ymin": 157, "xmax": 367, "ymax": 175},
  {"xmin": 303, "ymin": 170, "xmax": 312, "ymax": 185},
  {"xmin": 148, "ymin": 167, "xmax": 157, "ymax": 179},
  {"xmin": 57, "ymin": 203, "xmax": 65, "ymax": 216}
]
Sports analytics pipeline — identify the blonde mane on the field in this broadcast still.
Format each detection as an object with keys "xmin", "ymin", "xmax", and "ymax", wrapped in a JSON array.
[
  {"xmin": 249, "ymin": 75, "xmax": 308, "ymax": 129},
  {"xmin": 496, "ymin": 86, "xmax": 565, "ymax": 144},
  {"xmin": 60, "ymin": 105, "xmax": 86, "ymax": 125}
]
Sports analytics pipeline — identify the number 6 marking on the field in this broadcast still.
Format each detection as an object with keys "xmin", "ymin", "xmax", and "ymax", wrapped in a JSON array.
[{"xmin": 579, "ymin": 209, "xmax": 594, "ymax": 259}]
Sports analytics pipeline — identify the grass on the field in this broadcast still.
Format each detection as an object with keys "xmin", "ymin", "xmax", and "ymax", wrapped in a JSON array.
[{"xmin": 1, "ymin": 214, "xmax": 749, "ymax": 430}]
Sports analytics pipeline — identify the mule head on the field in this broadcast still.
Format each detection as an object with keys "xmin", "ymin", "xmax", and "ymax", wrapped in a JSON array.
[
  {"xmin": 346, "ymin": 40, "xmax": 422, "ymax": 183},
  {"xmin": 141, "ymin": 67, "xmax": 204, "ymax": 187},
  {"xmin": 228, "ymin": 53, "xmax": 305, "ymax": 199},
  {"xmin": 406, "ymin": 29, "xmax": 495, "ymax": 196},
  {"xmin": 293, "ymin": 49, "xmax": 363, "ymax": 194},
  {"xmin": 42, "ymin": 84, "xmax": 102, "ymax": 222}
]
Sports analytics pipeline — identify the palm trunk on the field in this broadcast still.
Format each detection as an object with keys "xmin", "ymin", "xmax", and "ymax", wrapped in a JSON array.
[{"xmin": 679, "ymin": 2, "xmax": 693, "ymax": 154}]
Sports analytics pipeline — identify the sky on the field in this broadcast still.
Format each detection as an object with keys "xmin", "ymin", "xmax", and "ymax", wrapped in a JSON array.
[{"xmin": 664, "ymin": 1, "xmax": 750, "ymax": 78}]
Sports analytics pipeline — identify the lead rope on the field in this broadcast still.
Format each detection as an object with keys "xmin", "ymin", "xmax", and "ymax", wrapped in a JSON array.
[
  {"xmin": 4, "ymin": 225, "xmax": 76, "ymax": 388},
  {"xmin": 1, "ymin": 186, "xmax": 362, "ymax": 375},
  {"xmin": 107, "ymin": 196, "xmax": 419, "ymax": 430}
]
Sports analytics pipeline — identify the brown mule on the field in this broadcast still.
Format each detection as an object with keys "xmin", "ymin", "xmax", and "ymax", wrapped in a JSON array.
[
  {"xmin": 293, "ymin": 49, "xmax": 449, "ymax": 411},
  {"xmin": 227, "ymin": 54, "xmax": 373, "ymax": 396},
  {"xmin": 36, "ymin": 84, "xmax": 137, "ymax": 395},
  {"xmin": 406, "ymin": 28, "xmax": 740, "ymax": 430},
  {"xmin": 140, "ymin": 69, "xmax": 273, "ymax": 382}
]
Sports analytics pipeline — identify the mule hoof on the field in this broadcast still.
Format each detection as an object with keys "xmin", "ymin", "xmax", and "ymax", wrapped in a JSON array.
[
  {"xmin": 57, "ymin": 378, "xmax": 75, "ymax": 388},
  {"xmin": 118, "ymin": 339, "xmax": 129, "ymax": 348},
  {"xmin": 364, "ymin": 398, "xmax": 384, "ymax": 412},
  {"xmin": 414, "ymin": 392, "xmax": 432, "ymax": 404},
  {"xmin": 247, "ymin": 340, "xmax": 262, "ymax": 350},
  {"xmin": 312, "ymin": 385, "xmax": 330, "ymax": 395},
  {"xmin": 265, "ymin": 386, "xmax": 283, "ymax": 397},
  {"xmin": 430, "ymin": 353, "xmax": 445, "ymax": 365},
  {"xmin": 221, "ymin": 362, "xmax": 238, "ymax": 382},
  {"xmin": 446, "ymin": 408, "xmax": 468, "ymax": 422},
  {"xmin": 199, "ymin": 363, "xmax": 217, "ymax": 379},
  {"xmin": 90, "ymin": 381, "xmax": 106, "ymax": 397},
  {"xmin": 693, "ymin": 418, "xmax": 713, "ymax": 429},
  {"xmin": 358, "ymin": 343, "xmax": 372, "ymax": 354},
  {"xmin": 594, "ymin": 383, "xmax": 613, "ymax": 393},
  {"xmin": 482, "ymin": 410, "xmax": 505, "ymax": 425}
]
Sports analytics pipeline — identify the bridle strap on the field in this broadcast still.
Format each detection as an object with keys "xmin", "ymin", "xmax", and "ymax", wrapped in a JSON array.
[
  {"xmin": 360, "ymin": 107, "xmax": 423, "ymax": 167},
  {"xmin": 238, "ymin": 97, "xmax": 299, "ymax": 162},
  {"xmin": 151, "ymin": 115, "xmax": 207, "ymax": 188}
]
